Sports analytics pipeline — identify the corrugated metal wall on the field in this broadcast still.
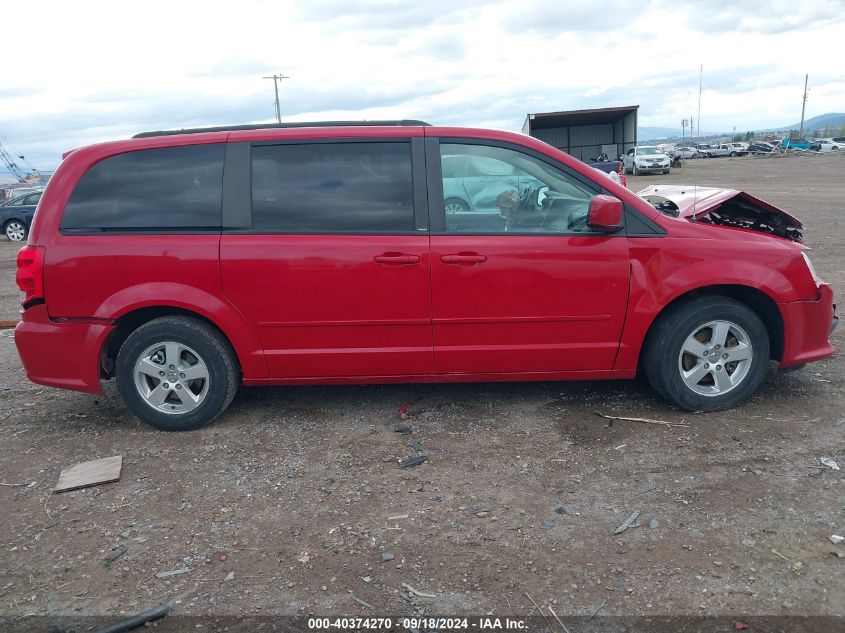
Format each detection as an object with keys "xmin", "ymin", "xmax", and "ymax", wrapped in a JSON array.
[{"xmin": 527, "ymin": 110, "xmax": 638, "ymax": 161}]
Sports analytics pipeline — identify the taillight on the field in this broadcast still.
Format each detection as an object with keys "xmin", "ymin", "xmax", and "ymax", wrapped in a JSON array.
[
  {"xmin": 16, "ymin": 245, "xmax": 45, "ymax": 305},
  {"xmin": 617, "ymin": 163, "xmax": 623, "ymax": 175}
]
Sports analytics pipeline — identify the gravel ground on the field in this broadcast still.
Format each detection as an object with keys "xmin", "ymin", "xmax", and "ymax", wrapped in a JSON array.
[{"xmin": 0, "ymin": 153, "xmax": 842, "ymax": 626}]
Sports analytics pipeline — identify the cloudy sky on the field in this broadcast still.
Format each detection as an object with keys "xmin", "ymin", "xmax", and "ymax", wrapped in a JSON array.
[{"xmin": 1, "ymin": 0, "xmax": 843, "ymax": 175}]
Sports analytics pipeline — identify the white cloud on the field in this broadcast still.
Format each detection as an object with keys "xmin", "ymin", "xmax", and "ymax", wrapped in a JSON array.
[{"xmin": 2, "ymin": 0, "xmax": 843, "ymax": 172}]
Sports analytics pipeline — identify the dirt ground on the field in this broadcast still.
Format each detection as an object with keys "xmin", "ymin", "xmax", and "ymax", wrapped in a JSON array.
[{"xmin": 0, "ymin": 153, "xmax": 842, "ymax": 627}]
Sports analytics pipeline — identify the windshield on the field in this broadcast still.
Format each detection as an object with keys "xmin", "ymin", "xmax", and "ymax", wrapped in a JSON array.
[{"xmin": 637, "ymin": 146, "xmax": 661, "ymax": 154}]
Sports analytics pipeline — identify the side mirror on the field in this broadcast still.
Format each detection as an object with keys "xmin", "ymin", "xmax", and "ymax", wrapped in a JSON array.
[{"xmin": 587, "ymin": 194, "xmax": 624, "ymax": 233}]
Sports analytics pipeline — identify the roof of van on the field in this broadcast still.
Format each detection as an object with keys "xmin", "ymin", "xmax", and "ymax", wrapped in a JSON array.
[{"xmin": 133, "ymin": 120, "xmax": 432, "ymax": 138}]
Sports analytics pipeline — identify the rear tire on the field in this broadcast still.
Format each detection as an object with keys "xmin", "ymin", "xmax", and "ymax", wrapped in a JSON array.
[
  {"xmin": 643, "ymin": 296, "xmax": 769, "ymax": 412},
  {"xmin": 116, "ymin": 316, "xmax": 238, "ymax": 431}
]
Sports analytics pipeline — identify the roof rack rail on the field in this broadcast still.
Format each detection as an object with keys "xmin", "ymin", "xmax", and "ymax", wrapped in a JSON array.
[{"xmin": 133, "ymin": 120, "xmax": 432, "ymax": 138}]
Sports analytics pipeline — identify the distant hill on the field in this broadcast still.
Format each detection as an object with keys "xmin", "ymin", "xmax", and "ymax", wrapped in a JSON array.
[
  {"xmin": 778, "ymin": 112, "xmax": 845, "ymax": 132},
  {"xmin": 638, "ymin": 127, "xmax": 684, "ymax": 141}
]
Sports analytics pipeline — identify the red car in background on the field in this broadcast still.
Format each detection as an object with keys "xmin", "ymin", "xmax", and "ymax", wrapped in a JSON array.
[{"xmin": 15, "ymin": 121, "xmax": 837, "ymax": 430}]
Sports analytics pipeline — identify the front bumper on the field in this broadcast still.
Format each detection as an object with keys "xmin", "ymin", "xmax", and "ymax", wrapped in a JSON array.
[
  {"xmin": 14, "ymin": 304, "xmax": 114, "ymax": 394},
  {"xmin": 779, "ymin": 283, "xmax": 838, "ymax": 368},
  {"xmin": 636, "ymin": 163, "xmax": 669, "ymax": 172}
]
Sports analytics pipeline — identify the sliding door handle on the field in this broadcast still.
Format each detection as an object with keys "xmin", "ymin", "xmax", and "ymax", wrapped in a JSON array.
[{"xmin": 374, "ymin": 253, "xmax": 421, "ymax": 265}]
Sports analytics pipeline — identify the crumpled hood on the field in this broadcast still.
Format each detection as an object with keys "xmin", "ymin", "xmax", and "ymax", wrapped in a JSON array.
[
  {"xmin": 637, "ymin": 184, "xmax": 804, "ymax": 242},
  {"xmin": 637, "ymin": 185, "xmax": 803, "ymax": 227}
]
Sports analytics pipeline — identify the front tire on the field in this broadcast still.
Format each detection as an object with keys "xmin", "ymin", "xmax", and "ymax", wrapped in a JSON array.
[
  {"xmin": 4, "ymin": 220, "xmax": 27, "ymax": 242},
  {"xmin": 116, "ymin": 316, "xmax": 238, "ymax": 431},
  {"xmin": 643, "ymin": 296, "xmax": 769, "ymax": 412}
]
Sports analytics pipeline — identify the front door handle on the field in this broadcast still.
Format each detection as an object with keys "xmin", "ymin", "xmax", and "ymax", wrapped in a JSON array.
[
  {"xmin": 374, "ymin": 253, "xmax": 421, "ymax": 265},
  {"xmin": 440, "ymin": 253, "xmax": 487, "ymax": 265}
]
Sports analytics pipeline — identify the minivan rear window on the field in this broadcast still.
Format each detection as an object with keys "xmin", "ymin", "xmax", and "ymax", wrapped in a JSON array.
[
  {"xmin": 61, "ymin": 144, "xmax": 224, "ymax": 232},
  {"xmin": 251, "ymin": 142, "xmax": 414, "ymax": 233}
]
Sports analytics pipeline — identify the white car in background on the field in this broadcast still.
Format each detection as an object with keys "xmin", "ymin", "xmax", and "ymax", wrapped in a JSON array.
[
  {"xmin": 675, "ymin": 146, "xmax": 699, "ymax": 159},
  {"xmin": 623, "ymin": 146, "xmax": 671, "ymax": 175},
  {"xmin": 810, "ymin": 139, "xmax": 841, "ymax": 152}
]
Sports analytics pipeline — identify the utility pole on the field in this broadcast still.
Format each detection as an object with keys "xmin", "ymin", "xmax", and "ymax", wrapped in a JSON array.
[
  {"xmin": 697, "ymin": 64, "xmax": 703, "ymax": 142},
  {"xmin": 798, "ymin": 74, "xmax": 809, "ymax": 138},
  {"xmin": 263, "ymin": 73, "xmax": 289, "ymax": 124}
]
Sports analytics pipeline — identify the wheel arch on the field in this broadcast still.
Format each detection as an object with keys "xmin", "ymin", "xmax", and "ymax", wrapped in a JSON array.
[
  {"xmin": 636, "ymin": 285, "xmax": 784, "ymax": 373},
  {"xmin": 101, "ymin": 304, "xmax": 265, "ymax": 381}
]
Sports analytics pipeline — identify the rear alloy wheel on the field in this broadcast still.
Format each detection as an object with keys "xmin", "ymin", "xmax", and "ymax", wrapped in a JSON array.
[
  {"xmin": 643, "ymin": 296, "xmax": 769, "ymax": 411},
  {"xmin": 4, "ymin": 220, "xmax": 27, "ymax": 241},
  {"xmin": 116, "ymin": 316, "xmax": 237, "ymax": 431}
]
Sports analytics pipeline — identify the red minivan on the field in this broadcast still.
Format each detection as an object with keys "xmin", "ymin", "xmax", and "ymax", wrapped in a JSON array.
[{"xmin": 15, "ymin": 121, "xmax": 837, "ymax": 431}]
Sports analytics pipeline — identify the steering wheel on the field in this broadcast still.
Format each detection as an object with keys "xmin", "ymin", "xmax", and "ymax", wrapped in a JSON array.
[
  {"xmin": 568, "ymin": 213, "xmax": 588, "ymax": 231},
  {"xmin": 517, "ymin": 186, "xmax": 532, "ymax": 209}
]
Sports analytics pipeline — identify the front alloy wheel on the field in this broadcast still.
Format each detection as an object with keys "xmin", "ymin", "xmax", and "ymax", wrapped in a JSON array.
[
  {"xmin": 678, "ymin": 320, "xmax": 753, "ymax": 396},
  {"xmin": 643, "ymin": 296, "xmax": 769, "ymax": 411}
]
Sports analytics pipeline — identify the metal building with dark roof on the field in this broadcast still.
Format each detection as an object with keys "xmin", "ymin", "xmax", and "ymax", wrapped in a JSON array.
[{"xmin": 522, "ymin": 105, "xmax": 638, "ymax": 161}]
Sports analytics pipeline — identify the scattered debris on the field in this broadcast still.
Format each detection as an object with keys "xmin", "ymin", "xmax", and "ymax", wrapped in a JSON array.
[
  {"xmin": 55, "ymin": 455, "xmax": 123, "ymax": 493},
  {"xmin": 0, "ymin": 481, "xmax": 28, "ymax": 487},
  {"xmin": 540, "ymin": 521, "xmax": 555, "ymax": 530},
  {"xmin": 218, "ymin": 553, "xmax": 228, "ymax": 562},
  {"xmin": 734, "ymin": 622, "xmax": 748, "ymax": 631},
  {"xmin": 524, "ymin": 592, "xmax": 553, "ymax": 632},
  {"xmin": 820, "ymin": 458, "xmax": 840, "ymax": 471},
  {"xmin": 89, "ymin": 603, "xmax": 169, "ymax": 633},
  {"xmin": 771, "ymin": 549, "xmax": 792, "ymax": 561},
  {"xmin": 614, "ymin": 509, "xmax": 641, "ymax": 534},
  {"xmin": 829, "ymin": 535, "xmax": 844, "ymax": 545},
  {"xmin": 381, "ymin": 552, "xmax": 394, "ymax": 562},
  {"xmin": 297, "ymin": 552, "xmax": 311, "ymax": 564},
  {"xmin": 554, "ymin": 506, "xmax": 567, "ymax": 515},
  {"xmin": 394, "ymin": 426, "xmax": 412, "ymax": 435},
  {"xmin": 398, "ymin": 402, "xmax": 414, "ymax": 420},
  {"xmin": 741, "ymin": 537, "xmax": 757, "ymax": 548},
  {"xmin": 595, "ymin": 411, "xmax": 690, "ymax": 428},
  {"xmin": 401, "ymin": 582, "xmax": 436, "ymax": 598},
  {"xmin": 548, "ymin": 605, "xmax": 571, "ymax": 633},
  {"xmin": 409, "ymin": 440, "xmax": 423, "ymax": 452},
  {"xmin": 102, "ymin": 545, "xmax": 128, "ymax": 568},
  {"xmin": 587, "ymin": 598, "xmax": 607, "ymax": 622},
  {"xmin": 649, "ymin": 518, "xmax": 660, "ymax": 529},
  {"xmin": 399, "ymin": 455, "xmax": 427, "ymax": 469},
  {"xmin": 349, "ymin": 592, "xmax": 373, "ymax": 609},
  {"xmin": 154, "ymin": 568, "xmax": 190, "ymax": 579},
  {"xmin": 388, "ymin": 514, "xmax": 409, "ymax": 521},
  {"xmin": 224, "ymin": 571, "xmax": 235, "ymax": 581},
  {"xmin": 0, "ymin": 320, "xmax": 19, "ymax": 330}
]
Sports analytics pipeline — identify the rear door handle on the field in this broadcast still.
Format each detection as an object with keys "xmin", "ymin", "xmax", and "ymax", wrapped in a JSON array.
[
  {"xmin": 374, "ymin": 253, "xmax": 421, "ymax": 265},
  {"xmin": 440, "ymin": 253, "xmax": 487, "ymax": 265}
]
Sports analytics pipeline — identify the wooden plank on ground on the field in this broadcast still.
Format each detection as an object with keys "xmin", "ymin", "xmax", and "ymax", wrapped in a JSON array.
[{"xmin": 54, "ymin": 455, "xmax": 123, "ymax": 492}]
